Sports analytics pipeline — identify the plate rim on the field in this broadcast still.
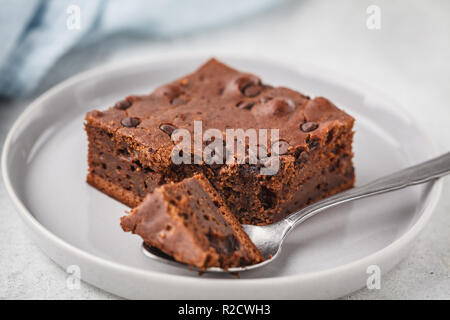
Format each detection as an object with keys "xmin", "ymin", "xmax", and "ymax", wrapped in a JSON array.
[{"xmin": 1, "ymin": 52, "xmax": 443, "ymax": 293}]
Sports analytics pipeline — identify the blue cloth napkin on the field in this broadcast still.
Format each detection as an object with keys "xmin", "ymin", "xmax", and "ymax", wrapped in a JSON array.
[{"xmin": 0, "ymin": 0, "xmax": 278, "ymax": 98}]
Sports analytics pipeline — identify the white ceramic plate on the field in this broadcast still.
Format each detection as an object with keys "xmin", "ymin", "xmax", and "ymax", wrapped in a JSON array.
[{"xmin": 2, "ymin": 55, "xmax": 442, "ymax": 299}]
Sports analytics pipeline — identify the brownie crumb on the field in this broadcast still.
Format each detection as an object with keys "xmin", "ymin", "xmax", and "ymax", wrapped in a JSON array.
[{"xmin": 120, "ymin": 174, "xmax": 264, "ymax": 269}]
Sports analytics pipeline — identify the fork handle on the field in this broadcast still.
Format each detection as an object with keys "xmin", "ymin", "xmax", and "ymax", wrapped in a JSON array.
[{"xmin": 286, "ymin": 152, "xmax": 450, "ymax": 228}]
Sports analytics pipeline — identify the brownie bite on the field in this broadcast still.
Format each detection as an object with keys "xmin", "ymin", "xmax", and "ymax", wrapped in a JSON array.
[
  {"xmin": 120, "ymin": 174, "xmax": 264, "ymax": 269},
  {"xmin": 86, "ymin": 58, "xmax": 355, "ymax": 225}
]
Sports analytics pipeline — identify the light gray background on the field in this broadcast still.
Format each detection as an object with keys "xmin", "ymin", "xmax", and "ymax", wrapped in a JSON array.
[{"xmin": 1, "ymin": 0, "xmax": 449, "ymax": 299}]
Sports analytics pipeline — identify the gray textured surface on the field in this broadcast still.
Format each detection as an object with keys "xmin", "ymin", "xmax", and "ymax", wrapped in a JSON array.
[{"xmin": 1, "ymin": 0, "xmax": 449, "ymax": 299}]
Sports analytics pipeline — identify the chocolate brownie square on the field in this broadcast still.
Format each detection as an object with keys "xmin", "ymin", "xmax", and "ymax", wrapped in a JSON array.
[
  {"xmin": 120, "ymin": 174, "xmax": 264, "ymax": 269},
  {"xmin": 85, "ymin": 58, "xmax": 354, "ymax": 225}
]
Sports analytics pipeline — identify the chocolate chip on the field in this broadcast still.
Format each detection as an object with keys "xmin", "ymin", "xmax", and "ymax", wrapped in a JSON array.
[
  {"xmin": 121, "ymin": 117, "xmax": 141, "ymax": 127},
  {"xmin": 154, "ymin": 84, "xmax": 183, "ymax": 100},
  {"xmin": 114, "ymin": 100, "xmax": 131, "ymax": 110},
  {"xmin": 259, "ymin": 187, "xmax": 276, "ymax": 210},
  {"xmin": 272, "ymin": 98, "xmax": 295, "ymax": 115},
  {"xmin": 209, "ymin": 163, "xmax": 223, "ymax": 173},
  {"xmin": 224, "ymin": 235, "xmax": 240, "ymax": 253},
  {"xmin": 242, "ymin": 84, "xmax": 261, "ymax": 97},
  {"xmin": 326, "ymin": 129, "xmax": 334, "ymax": 144},
  {"xmin": 236, "ymin": 101, "xmax": 255, "ymax": 110},
  {"xmin": 293, "ymin": 148, "xmax": 303, "ymax": 159},
  {"xmin": 300, "ymin": 122, "xmax": 319, "ymax": 132},
  {"xmin": 308, "ymin": 139, "xmax": 320, "ymax": 150},
  {"xmin": 171, "ymin": 97, "xmax": 188, "ymax": 106},
  {"xmin": 272, "ymin": 140, "xmax": 290, "ymax": 155},
  {"xmin": 260, "ymin": 96, "xmax": 273, "ymax": 103},
  {"xmin": 159, "ymin": 123, "xmax": 177, "ymax": 136},
  {"xmin": 297, "ymin": 152, "xmax": 309, "ymax": 164}
]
